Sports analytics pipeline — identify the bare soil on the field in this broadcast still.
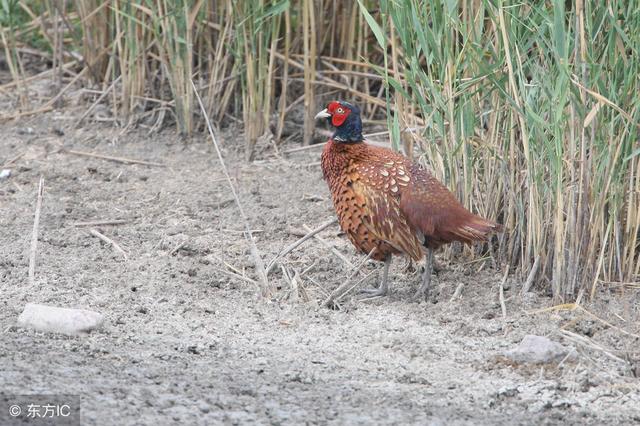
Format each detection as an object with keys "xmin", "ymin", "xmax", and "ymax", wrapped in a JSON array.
[{"xmin": 1, "ymin": 109, "xmax": 639, "ymax": 425}]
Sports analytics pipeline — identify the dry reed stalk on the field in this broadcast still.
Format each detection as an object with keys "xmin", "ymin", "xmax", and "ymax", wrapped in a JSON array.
[
  {"xmin": 50, "ymin": 0, "xmax": 64, "ymax": 107},
  {"xmin": 203, "ymin": 5, "xmax": 235, "ymax": 124},
  {"xmin": 521, "ymin": 256, "xmax": 540, "ymax": 294},
  {"xmin": 74, "ymin": 0, "xmax": 111, "ymax": 82},
  {"xmin": 274, "ymin": 8, "xmax": 291, "ymax": 143},
  {"xmin": 28, "ymin": 178, "xmax": 45, "ymax": 286},
  {"xmin": 191, "ymin": 79, "xmax": 273, "ymax": 298},
  {"xmin": 302, "ymin": 0, "xmax": 316, "ymax": 146},
  {"xmin": 0, "ymin": 28, "xmax": 28, "ymax": 107}
]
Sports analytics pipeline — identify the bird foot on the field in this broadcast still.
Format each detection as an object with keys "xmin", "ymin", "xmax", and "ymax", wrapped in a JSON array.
[
  {"xmin": 360, "ymin": 286, "xmax": 388, "ymax": 297},
  {"xmin": 412, "ymin": 283, "xmax": 431, "ymax": 303}
]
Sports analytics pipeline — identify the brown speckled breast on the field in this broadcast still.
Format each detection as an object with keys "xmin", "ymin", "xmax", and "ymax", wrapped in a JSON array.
[{"xmin": 321, "ymin": 140, "xmax": 424, "ymax": 261}]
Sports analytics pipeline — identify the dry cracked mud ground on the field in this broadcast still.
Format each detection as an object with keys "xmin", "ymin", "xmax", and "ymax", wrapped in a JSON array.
[{"xmin": 1, "ymin": 111, "xmax": 639, "ymax": 425}]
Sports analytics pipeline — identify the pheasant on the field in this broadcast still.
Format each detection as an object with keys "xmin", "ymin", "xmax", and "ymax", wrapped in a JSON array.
[{"xmin": 315, "ymin": 101, "xmax": 502, "ymax": 300}]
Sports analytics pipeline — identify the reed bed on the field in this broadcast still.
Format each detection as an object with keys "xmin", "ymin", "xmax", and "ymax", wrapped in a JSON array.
[{"xmin": 2, "ymin": 0, "xmax": 638, "ymax": 301}]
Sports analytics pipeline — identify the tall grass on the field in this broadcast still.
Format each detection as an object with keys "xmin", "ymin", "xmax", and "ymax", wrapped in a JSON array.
[
  {"xmin": 1, "ymin": 0, "xmax": 638, "ymax": 299},
  {"xmin": 371, "ymin": 0, "xmax": 640, "ymax": 300}
]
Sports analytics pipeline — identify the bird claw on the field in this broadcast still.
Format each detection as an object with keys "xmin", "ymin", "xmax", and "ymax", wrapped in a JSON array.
[
  {"xmin": 412, "ymin": 284, "xmax": 431, "ymax": 303},
  {"xmin": 412, "ymin": 289, "xmax": 429, "ymax": 303}
]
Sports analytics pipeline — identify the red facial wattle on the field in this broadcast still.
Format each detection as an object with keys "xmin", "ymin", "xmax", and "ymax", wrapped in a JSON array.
[
  {"xmin": 327, "ymin": 102, "xmax": 351, "ymax": 127},
  {"xmin": 332, "ymin": 112, "xmax": 349, "ymax": 127}
]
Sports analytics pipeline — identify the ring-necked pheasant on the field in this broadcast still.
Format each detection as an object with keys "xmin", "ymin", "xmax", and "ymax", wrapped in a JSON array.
[{"xmin": 316, "ymin": 101, "xmax": 502, "ymax": 300}]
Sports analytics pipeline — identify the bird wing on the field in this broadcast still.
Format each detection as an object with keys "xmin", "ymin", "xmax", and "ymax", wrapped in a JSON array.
[
  {"xmin": 399, "ymin": 163, "xmax": 498, "ymax": 247},
  {"xmin": 350, "ymin": 165, "xmax": 424, "ymax": 261}
]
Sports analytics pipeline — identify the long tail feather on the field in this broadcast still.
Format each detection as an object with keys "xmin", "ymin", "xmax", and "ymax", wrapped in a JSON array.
[{"xmin": 452, "ymin": 214, "xmax": 502, "ymax": 243}]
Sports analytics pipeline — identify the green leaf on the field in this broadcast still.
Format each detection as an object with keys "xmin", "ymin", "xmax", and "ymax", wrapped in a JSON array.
[
  {"xmin": 552, "ymin": 0, "xmax": 566, "ymax": 60},
  {"xmin": 624, "ymin": 147, "xmax": 640, "ymax": 162},
  {"xmin": 356, "ymin": 0, "xmax": 386, "ymax": 48},
  {"xmin": 390, "ymin": 109, "xmax": 401, "ymax": 152}
]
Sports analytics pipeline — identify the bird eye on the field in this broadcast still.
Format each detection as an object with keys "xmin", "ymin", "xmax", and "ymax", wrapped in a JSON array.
[{"xmin": 337, "ymin": 107, "xmax": 344, "ymax": 114}]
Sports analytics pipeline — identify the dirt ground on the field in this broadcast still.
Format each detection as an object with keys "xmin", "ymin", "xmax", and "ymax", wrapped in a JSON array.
[{"xmin": 1, "ymin": 105, "xmax": 640, "ymax": 425}]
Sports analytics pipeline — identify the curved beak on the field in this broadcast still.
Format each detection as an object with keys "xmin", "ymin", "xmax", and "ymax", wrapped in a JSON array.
[{"xmin": 314, "ymin": 108, "xmax": 331, "ymax": 120}]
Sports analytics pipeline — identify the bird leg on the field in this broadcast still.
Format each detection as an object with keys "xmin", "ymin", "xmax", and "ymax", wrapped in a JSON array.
[
  {"xmin": 414, "ymin": 249, "xmax": 434, "ymax": 301},
  {"xmin": 361, "ymin": 255, "xmax": 391, "ymax": 297}
]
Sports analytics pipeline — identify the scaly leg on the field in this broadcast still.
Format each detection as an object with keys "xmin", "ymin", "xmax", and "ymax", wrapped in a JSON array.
[
  {"xmin": 414, "ymin": 249, "xmax": 434, "ymax": 301},
  {"xmin": 361, "ymin": 255, "xmax": 392, "ymax": 297}
]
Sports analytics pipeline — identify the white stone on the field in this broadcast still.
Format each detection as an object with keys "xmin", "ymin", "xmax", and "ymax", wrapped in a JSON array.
[
  {"xmin": 0, "ymin": 169, "xmax": 11, "ymax": 180},
  {"xmin": 17, "ymin": 303, "xmax": 104, "ymax": 335},
  {"xmin": 503, "ymin": 334, "xmax": 576, "ymax": 364}
]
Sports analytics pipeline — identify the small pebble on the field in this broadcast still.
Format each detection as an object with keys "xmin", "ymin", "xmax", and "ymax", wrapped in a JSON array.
[
  {"xmin": 17, "ymin": 127, "xmax": 34, "ymax": 135},
  {"xmin": 0, "ymin": 169, "xmax": 11, "ymax": 180}
]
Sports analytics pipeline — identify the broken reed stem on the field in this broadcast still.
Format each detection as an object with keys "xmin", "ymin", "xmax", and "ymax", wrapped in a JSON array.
[
  {"xmin": 64, "ymin": 149, "xmax": 165, "ymax": 167},
  {"xmin": 89, "ymin": 228, "xmax": 128, "ymax": 260},
  {"xmin": 559, "ymin": 329, "xmax": 627, "ymax": 365},
  {"xmin": 521, "ymin": 256, "xmax": 540, "ymax": 294},
  {"xmin": 266, "ymin": 217, "xmax": 338, "ymax": 275},
  {"xmin": 449, "ymin": 282, "xmax": 465, "ymax": 302},
  {"xmin": 190, "ymin": 79, "xmax": 272, "ymax": 298},
  {"xmin": 28, "ymin": 177, "xmax": 44, "ymax": 286},
  {"xmin": 168, "ymin": 239, "xmax": 188, "ymax": 256}
]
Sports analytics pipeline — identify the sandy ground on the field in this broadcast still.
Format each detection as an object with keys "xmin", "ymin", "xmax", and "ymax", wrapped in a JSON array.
[{"xmin": 1, "ymin": 110, "xmax": 639, "ymax": 425}]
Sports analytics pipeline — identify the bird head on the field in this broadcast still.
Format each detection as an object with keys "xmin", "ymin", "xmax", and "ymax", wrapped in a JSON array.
[{"xmin": 315, "ymin": 101, "xmax": 363, "ymax": 142}]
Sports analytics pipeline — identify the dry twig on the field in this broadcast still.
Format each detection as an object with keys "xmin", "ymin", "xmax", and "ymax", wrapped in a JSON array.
[
  {"xmin": 449, "ymin": 282, "xmax": 465, "ymax": 302},
  {"xmin": 168, "ymin": 239, "xmax": 188, "ymax": 256},
  {"xmin": 2, "ymin": 152, "xmax": 24, "ymax": 167},
  {"xmin": 64, "ymin": 149, "xmax": 165, "ymax": 167},
  {"xmin": 559, "ymin": 329, "xmax": 627, "ymax": 365},
  {"xmin": 89, "ymin": 228, "xmax": 128, "ymax": 260}
]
